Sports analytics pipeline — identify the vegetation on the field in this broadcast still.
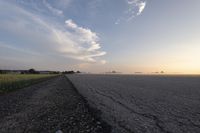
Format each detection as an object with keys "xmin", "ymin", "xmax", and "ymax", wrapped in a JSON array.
[
  {"xmin": 21, "ymin": 68, "xmax": 39, "ymax": 74},
  {"xmin": 0, "ymin": 74, "xmax": 58, "ymax": 93},
  {"xmin": 62, "ymin": 70, "xmax": 81, "ymax": 74},
  {"xmin": 0, "ymin": 68, "xmax": 80, "ymax": 93},
  {"xmin": 0, "ymin": 69, "xmax": 61, "ymax": 74}
]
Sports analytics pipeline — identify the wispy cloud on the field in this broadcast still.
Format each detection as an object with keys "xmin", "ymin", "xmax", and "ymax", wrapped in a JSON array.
[
  {"xmin": 116, "ymin": 0, "xmax": 146, "ymax": 24},
  {"xmin": 0, "ymin": 42, "xmax": 40, "ymax": 56},
  {"xmin": 56, "ymin": 0, "xmax": 71, "ymax": 9},
  {"xmin": 0, "ymin": 1, "xmax": 106, "ymax": 66},
  {"xmin": 137, "ymin": 2, "xmax": 146, "ymax": 15},
  {"xmin": 43, "ymin": 0, "xmax": 63, "ymax": 16},
  {"xmin": 127, "ymin": 0, "xmax": 146, "ymax": 17}
]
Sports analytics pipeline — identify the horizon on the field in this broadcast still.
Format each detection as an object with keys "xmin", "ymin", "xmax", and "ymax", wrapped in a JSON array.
[
  {"xmin": 0, "ymin": 0, "xmax": 200, "ymax": 74},
  {"xmin": 2, "ymin": 68, "xmax": 200, "ymax": 76}
]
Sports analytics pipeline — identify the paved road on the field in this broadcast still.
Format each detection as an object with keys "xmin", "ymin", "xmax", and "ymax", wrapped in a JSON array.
[
  {"xmin": 0, "ymin": 76, "xmax": 111, "ymax": 133},
  {"xmin": 67, "ymin": 74, "xmax": 200, "ymax": 133}
]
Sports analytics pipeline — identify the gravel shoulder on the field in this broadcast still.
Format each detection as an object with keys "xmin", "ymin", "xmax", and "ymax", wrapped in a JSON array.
[{"xmin": 0, "ymin": 75, "xmax": 111, "ymax": 133}]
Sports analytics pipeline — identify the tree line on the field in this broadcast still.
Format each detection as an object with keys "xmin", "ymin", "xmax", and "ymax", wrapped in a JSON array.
[{"xmin": 0, "ymin": 69, "xmax": 81, "ymax": 74}]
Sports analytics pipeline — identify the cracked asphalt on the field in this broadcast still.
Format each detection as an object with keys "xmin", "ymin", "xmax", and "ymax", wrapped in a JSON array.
[
  {"xmin": 0, "ymin": 75, "xmax": 111, "ymax": 133},
  {"xmin": 67, "ymin": 74, "xmax": 200, "ymax": 133}
]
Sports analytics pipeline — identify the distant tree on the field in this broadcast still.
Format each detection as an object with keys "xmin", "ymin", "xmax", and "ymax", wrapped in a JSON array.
[
  {"xmin": 68, "ymin": 71, "xmax": 75, "ymax": 74},
  {"xmin": 20, "ymin": 71, "xmax": 25, "ymax": 74},
  {"xmin": 28, "ymin": 69, "xmax": 38, "ymax": 74},
  {"xmin": 62, "ymin": 70, "xmax": 75, "ymax": 74},
  {"xmin": 76, "ymin": 71, "xmax": 81, "ymax": 73},
  {"xmin": 0, "ymin": 70, "xmax": 6, "ymax": 74},
  {"xmin": 112, "ymin": 71, "xmax": 116, "ymax": 73}
]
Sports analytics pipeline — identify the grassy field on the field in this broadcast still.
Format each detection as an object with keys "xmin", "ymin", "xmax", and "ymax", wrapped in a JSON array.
[{"xmin": 0, "ymin": 74, "xmax": 58, "ymax": 93}]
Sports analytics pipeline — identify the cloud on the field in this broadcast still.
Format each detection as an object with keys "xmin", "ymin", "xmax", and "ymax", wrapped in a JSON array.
[
  {"xmin": 56, "ymin": 0, "xmax": 71, "ymax": 9},
  {"xmin": 0, "ymin": 1, "xmax": 106, "ymax": 66},
  {"xmin": 43, "ymin": 0, "xmax": 63, "ymax": 16},
  {"xmin": 65, "ymin": 19, "xmax": 78, "ymax": 28},
  {"xmin": 0, "ymin": 42, "xmax": 40, "ymax": 56},
  {"xmin": 136, "ymin": 1, "xmax": 146, "ymax": 15},
  {"xmin": 64, "ymin": 19, "xmax": 106, "ymax": 62},
  {"xmin": 115, "ymin": 0, "xmax": 146, "ymax": 24},
  {"xmin": 16, "ymin": 0, "xmax": 70, "ymax": 17},
  {"xmin": 65, "ymin": 19, "xmax": 103, "ymax": 52},
  {"xmin": 127, "ymin": 0, "xmax": 146, "ymax": 16}
]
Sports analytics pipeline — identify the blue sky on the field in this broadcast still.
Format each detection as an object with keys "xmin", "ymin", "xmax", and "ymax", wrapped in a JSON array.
[{"xmin": 0, "ymin": 0, "xmax": 200, "ymax": 74}]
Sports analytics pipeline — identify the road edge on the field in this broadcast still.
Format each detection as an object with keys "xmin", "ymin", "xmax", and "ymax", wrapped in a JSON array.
[{"xmin": 64, "ymin": 75, "xmax": 112, "ymax": 133}]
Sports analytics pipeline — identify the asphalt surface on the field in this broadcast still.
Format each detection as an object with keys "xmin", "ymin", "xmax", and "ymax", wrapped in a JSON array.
[
  {"xmin": 67, "ymin": 74, "xmax": 200, "ymax": 133},
  {"xmin": 0, "ymin": 75, "xmax": 111, "ymax": 133}
]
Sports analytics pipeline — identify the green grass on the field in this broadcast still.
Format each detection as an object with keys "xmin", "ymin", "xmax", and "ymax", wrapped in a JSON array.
[{"xmin": 0, "ymin": 74, "xmax": 58, "ymax": 93}]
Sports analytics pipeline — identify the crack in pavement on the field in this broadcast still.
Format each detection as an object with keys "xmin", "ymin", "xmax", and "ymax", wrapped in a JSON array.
[{"xmin": 92, "ymin": 88, "xmax": 172, "ymax": 133}]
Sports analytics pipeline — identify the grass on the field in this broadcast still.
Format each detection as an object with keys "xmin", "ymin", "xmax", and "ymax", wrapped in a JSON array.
[{"xmin": 0, "ymin": 74, "xmax": 58, "ymax": 94}]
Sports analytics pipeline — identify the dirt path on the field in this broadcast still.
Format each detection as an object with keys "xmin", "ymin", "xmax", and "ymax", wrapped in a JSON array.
[{"xmin": 0, "ymin": 76, "xmax": 111, "ymax": 133}]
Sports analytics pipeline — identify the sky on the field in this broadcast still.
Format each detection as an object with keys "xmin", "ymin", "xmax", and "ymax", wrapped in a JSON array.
[{"xmin": 0, "ymin": 0, "xmax": 200, "ymax": 74}]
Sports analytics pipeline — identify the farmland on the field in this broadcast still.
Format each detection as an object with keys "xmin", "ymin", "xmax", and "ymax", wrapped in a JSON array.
[
  {"xmin": 67, "ymin": 74, "xmax": 200, "ymax": 133},
  {"xmin": 0, "ymin": 74, "xmax": 58, "ymax": 93}
]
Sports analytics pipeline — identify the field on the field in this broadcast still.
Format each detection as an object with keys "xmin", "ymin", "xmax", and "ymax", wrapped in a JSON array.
[
  {"xmin": 0, "ymin": 74, "xmax": 58, "ymax": 93},
  {"xmin": 67, "ymin": 74, "xmax": 200, "ymax": 133}
]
